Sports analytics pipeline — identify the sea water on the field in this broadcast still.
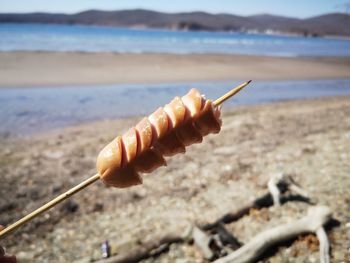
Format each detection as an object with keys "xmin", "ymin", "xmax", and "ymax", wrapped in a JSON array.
[
  {"xmin": 1, "ymin": 23, "xmax": 350, "ymax": 57},
  {"xmin": 1, "ymin": 79, "xmax": 350, "ymax": 136}
]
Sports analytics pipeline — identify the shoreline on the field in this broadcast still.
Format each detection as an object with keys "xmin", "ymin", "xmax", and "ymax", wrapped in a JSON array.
[
  {"xmin": 3, "ymin": 94, "xmax": 350, "ymax": 140},
  {"xmin": 34, "ymin": 94, "xmax": 350, "ymax": 134},
  {"xmin": 1, "ymin": 52, "xmax": 350, "ymax": 87}
]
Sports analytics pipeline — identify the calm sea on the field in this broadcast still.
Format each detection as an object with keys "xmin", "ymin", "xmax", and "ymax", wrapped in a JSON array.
[
  {"xmin": 1, "ymin": 23, "xmax": 350, "ymax": 57},
  {"xmin": 1, "ymin": 79, "xmax": 350, "ymax": 137}
]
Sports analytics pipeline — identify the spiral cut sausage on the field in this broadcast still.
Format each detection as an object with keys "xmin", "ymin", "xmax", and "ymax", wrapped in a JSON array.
[{"xmin": 96, "ymin": 88, "xmax": 222, "ymax": 188}]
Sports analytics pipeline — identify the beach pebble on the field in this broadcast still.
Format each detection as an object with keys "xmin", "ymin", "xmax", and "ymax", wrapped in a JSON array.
[
  {"xmin": 43, "ymin": 150, "xmax": 64, "ymax": 159},
  {"xmin": 61, "ymin": 200, "xmax": 79, "ymax": 213}
]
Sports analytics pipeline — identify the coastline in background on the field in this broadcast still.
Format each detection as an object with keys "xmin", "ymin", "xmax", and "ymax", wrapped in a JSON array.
[
  {"xmin": 1, "ymin": 23, "xmax": 350, "ymax": 56},
  {"xmin": 1, "ymin": 9, "xmax": 350, "ymax": 37}
]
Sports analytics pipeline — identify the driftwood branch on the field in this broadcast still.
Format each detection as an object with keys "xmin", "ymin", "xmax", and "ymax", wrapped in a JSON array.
[
  {"xmin": 268, "ymin": 173, "xmax": 310, "ymax": 207},
  {"xmin": 268, "ymin": 173, "xmax": 283, "ymax": 207},
  {"xmin": 192, "ymin": 226, "xmax": 216, "ymax": 260},
  {"xmin": 202, "ymin": 174, "xmax": 310, "ymax": 231},
  {"xmin": 316, "ymin": 227, "xmax": 330, "ymax": 263},
  {"xmin": 94, "ymin": 175, "xmax": 309, "ymax": 263},
  {"xmin": 214, "ymin": 206, "xmax": 332, "ymax": 263}
]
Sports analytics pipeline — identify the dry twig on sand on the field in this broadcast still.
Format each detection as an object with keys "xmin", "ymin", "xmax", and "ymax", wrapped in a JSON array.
[
  {"xmin": 268, "ymin": 173, "xmax": 309, "ymax": 207},
  {"xmin": 214, "ymin": 206, "xmax": 331, "ymax": 263}
]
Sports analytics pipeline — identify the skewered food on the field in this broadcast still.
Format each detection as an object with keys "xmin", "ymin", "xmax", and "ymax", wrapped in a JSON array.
[
  {"xmin": 96, "ymin": 88, "xmax": 222, "ymax": 188},
  {"xmin": 0, "ymin": 81, "xmax": 250, "ymax": 239}
]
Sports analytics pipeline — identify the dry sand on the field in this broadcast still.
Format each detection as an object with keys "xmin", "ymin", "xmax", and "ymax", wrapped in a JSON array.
[
  {"xmin": 1, "ymin": 52, "xmax": 350, "ymax": 87},
  {"xmin": 1, "ymin": 96, "xmax": 349, "ymax": 262}
]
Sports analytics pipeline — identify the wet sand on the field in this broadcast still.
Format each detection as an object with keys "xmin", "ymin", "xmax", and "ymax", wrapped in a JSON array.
[{"xmin": 1, "ymin": 52, "xmax": 350, "ymax": 87}]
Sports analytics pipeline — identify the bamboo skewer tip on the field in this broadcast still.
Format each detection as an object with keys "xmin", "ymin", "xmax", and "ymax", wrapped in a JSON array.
[{"xmin": 213, "ymin": 80, "xmax": 252, "ymax": 107}]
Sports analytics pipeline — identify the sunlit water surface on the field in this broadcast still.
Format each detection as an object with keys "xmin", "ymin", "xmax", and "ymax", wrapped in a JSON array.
[{"xmin": 1, "ymin": 79, "xmax": 350, "ymax": 136}]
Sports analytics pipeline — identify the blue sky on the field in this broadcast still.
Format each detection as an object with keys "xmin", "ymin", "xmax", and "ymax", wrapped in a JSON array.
[{"xmin": 0, "ymin": 0, "xmax": 349, "ymax": 18}]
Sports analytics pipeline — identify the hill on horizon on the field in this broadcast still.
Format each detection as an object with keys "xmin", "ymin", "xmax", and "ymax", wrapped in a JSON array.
[{"xmin": 0, "ymin": 9, "xmax": 350, "ymax": 37}]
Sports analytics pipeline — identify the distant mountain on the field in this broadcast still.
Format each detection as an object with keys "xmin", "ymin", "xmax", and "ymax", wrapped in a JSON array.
[{"xmin": 0, "ymin": 9, "xmax": 349, "ymax": 36}]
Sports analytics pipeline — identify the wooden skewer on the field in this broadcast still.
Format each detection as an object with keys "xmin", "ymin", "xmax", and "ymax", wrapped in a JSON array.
[
  {"xmin": 0, "ymin": 174, "xmax": 100, "ymax": 239},
  {"xmin": 213, "ymin": 80, "xmax": 251, "ymax": 106},
  {"xmin": 0, "ymin": 80, "xmax": 252, "ymax": 239}
]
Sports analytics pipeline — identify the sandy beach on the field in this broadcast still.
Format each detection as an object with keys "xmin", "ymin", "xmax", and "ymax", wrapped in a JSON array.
[
  {"xmin": 1, "ymin": 96, "xmax": 350, "ymax": 262},
  {"xmin": 0, "ymin": 52, "xmax": 350, "ymax": 87},
  {"xmin": 1, "ymin": 51, "xmax": 350, "ymax": 262}
]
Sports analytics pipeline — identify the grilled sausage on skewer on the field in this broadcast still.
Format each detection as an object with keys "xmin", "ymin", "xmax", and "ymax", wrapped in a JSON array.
[{"xmin": 96, "ymin": 88, "xmax": 222, "ymax": 188}]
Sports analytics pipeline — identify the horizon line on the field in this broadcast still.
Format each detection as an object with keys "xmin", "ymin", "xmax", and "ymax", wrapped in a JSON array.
[{"xmin": 0, "ymin": 8, "xmax": 348, "ymax": 20}]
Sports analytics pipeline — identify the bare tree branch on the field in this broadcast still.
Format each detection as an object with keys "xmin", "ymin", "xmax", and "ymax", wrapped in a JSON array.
[{"xmin": 214, "ymin": 206, "xmax": 332, "ymax": 263}]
